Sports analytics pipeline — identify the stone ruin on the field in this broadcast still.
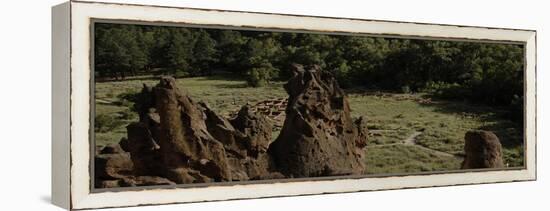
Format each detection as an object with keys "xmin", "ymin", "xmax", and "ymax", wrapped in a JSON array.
[
  {"xmin": 229, "ymin": 98, "xmax": 288, "ymax": 130},
  {"xmin": 461, "ymin": 130, "xmax": 505, "ymax": 169},
  {"xmin": 95, "ymin": 64, "xmax": 369, "ymax": 188}
]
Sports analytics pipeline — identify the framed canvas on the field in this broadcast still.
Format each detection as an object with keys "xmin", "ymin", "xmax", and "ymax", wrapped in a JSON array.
[{"xmin": 52, "ymin": 0, "xmax": 537, "ymax": 210}]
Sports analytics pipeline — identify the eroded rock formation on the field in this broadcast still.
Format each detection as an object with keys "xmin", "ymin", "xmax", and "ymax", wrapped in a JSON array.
[
  {"xmin": 268, "ymin": 64, "xmax": 368, "ymax": 177},
  {"xmin": 96, "ymin": 76, "xmax": 284, "ymax": 188},
  {"xmin": 94, "ymin": 144, "xmax": 178, "ymax": 188},
  {"xmin": 461, "ymin": 130, "xmax": 505, "ymax": 169},
  {"xmin": 96, "ymin": 65, "xmax": 369, "ymax": 188}
]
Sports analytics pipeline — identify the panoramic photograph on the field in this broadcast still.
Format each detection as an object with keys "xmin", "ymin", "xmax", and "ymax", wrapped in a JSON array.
[{"xmin": 93, "ymin": 22, "xmax": 525, "ymax": 189}]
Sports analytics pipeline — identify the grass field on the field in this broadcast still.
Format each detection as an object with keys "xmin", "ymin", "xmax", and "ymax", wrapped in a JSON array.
[{"xmin": 94, "ymin": 75, "xmax": 524, "ymax": 175}]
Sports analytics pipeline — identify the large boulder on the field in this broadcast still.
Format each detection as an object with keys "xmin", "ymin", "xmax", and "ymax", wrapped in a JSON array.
[
  {"xmin": 268, "ymin": 64, "xmax": 368, "ymax": 177},
  {"xmin": 461, "ymin": 130, "xmax": 505, "ymax": 169},
  {"xmin": 94, "ymin": 148, "xmax": 135, "ymax": 188}
]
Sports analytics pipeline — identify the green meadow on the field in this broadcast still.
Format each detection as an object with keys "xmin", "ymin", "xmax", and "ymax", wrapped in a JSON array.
[{"xmin": 94, "ymin": 76, "xmax": 524, "ymax": 175}]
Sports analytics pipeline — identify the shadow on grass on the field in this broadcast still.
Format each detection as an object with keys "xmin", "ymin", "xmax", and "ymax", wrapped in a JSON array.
[
  {"xmin": 96, "ymin": 75, "xmax": 161, "ymax": 83},
  {"xmin": 344, "ymin": 87, "xmax": 403, "ymax": 96},
  {"xmin": 213, "ymin": 83, "xmax": 249, "ymax": 89},
  {"xmin": 202, "ymin": 75, "xmax": 287, "ymax": 90},
  {"xmin": 97, "ymin": 72, "xmax": 244, "ymax": 83},
  {"xmin": 417, "ymin": 95, "xmax": 524, "ymax": 149},
  {"xmin": 195, "ymin": 72, "xmax": 246, "ymax": 82}
]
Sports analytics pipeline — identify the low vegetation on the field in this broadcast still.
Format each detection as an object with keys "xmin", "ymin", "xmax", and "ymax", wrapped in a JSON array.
[{"xmin": 95, "ymin": 76, "xmax": 524, "ymax": 174}]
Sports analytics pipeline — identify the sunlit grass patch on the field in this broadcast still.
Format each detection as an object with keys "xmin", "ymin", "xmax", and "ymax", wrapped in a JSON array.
[{"xmin": 365, "ymin": 144, "xmax": 461, "ymax": 174}]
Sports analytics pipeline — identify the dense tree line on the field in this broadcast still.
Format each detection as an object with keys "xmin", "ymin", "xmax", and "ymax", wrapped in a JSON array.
[{"xmin": 95, "ymin": 23, "xmax": 524, "ymax": 111}]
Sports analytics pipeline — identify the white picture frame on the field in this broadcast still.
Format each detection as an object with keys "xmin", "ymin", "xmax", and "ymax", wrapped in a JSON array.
[{"xmin": 52, "ymin": 1, "xmax": 537, "ymax": 210}]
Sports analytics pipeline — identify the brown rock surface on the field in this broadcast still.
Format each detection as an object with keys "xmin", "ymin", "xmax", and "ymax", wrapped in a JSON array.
[
  {"xmin": 124, "ymin": 122, "xmax": 163, "ymax": 176},
  {"xmin": 96, "ymin": 176, "xmax": 177, "ymax": 188},
  {"xmin": 150, "ymin": 76, "xmax": 232, "ymax": 182},
  {"xmin": 268, "ymin": 64, "xmax": 368, "ymax": 177},
  {"xmin": 354, "ymin": 116, "xmax": 369, "ymax": 149},
  {"xmin": 229, "ymin": 105, "xmax": 274, "ymax": 157},
  {"xmin": 94, "ymin": 152, "xmax": 133, "ymax": 181},
  {"xmin": 99, "ymin": 76, "xmax": 282, "ymax": 186},
  {"xmin": 461, "ymin": 130, "xmax": 505, "ymax": 169},
  {"xmin": 202, "ymin": 101, "xmax": 280, "ymax": 181},
  {"xmin": 97, "ymin": 180, "xmax": 124, "ymax": 189},
  {"xmin": 124, "ymin": 176, "xmax": 178, "ymax": 186}
]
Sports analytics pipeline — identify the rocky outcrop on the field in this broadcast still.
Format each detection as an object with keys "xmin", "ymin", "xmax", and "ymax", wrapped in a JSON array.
[
  {"xmin": 229, "ymin": 105, "xmax": 273, "ymax": 157},
  {"xmin": 96, "ymin": 76, "xmax": 283, "ymax": 188},
  {"xmin": 229, "ymin": 98, "xmax": 288, "ymax": 130},
  {"xmin": 461, "ymin": 130, "xmax": 505, "ymax": 169},
  {"xmin": 94, "ymin": 146, "xmax": 177, "ymax": 188},
  {"xmin": 152, "ymin": 77, "xmax": 232, "ymax": 183},
  {"xmin": 268, "ymin": 64, "xmax": 368, "ymax": 177},
  {"xmin": 95, "ymin": 66, "xmax": 370, "ymax": 188},
  {"xmin": 94, "ymin": 152, "xmax": 133, "ymax": 181},
  {"xmin": 202, "ymin": 103, "xmax": 283, "ymax": 181},
  {"xmin": 98, "ymin": 176, "xmax": 176, "ymax": 189}
]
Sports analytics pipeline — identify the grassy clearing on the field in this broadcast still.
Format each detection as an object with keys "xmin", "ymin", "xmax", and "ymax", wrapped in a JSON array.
[
  {"xmin": 364, "ymin": 144, "xmax": 461, "ymax": 174},
  {"xmin": 95, "ymin": 75, "xmax": 524, "ymax": 174},
  {"xmin": 349, "ymin": 91, "xmax": 524, "ymax": 170}
]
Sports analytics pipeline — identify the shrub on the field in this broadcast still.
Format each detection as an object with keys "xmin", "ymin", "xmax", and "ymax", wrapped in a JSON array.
[
  {"xmin": 507, "ymin": 94, "xmax": 524, "ymax": 123},
  {"xmin": 400, "ymin": 85, "xmax": 411, "ymax": 94},
  {"xmin": 116, "ymin": 91, "xmax": 140, "ymax": 110},
  {"xmin": 247, "ymin": 67, "xmax": 270, "ymax": 87},
  {"xmin": 423, "ymin": 81, "xmax": 469, "ymax": 100},
  {"xmin": 334, "ymin": 62, "xmax": 352, "ymax": 88},
  {"xmin": 246, "ymin": 62, "xmax": 279, "ymax": 87},
  {"xmin": 94, "ymin": 114, "xmax": 125, "ymax": 133},
  {"xmin": 118, "ymin": 109, "xmax": 137, "ymax": 120}
]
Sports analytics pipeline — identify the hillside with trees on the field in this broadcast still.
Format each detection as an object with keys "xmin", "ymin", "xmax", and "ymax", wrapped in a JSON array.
[{"xmin": 94, "ymin": 23, "xmax": 524, "ymax": 119}]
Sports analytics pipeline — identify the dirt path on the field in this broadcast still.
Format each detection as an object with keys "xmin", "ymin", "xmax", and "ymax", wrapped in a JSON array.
[
  {"xmin": 370, "ymin": 130, "xmax": 463, "ymax": 159},
  {"xmin": 96, "ymin": 99, "xmax": 114, "ymax": 105},
  {"xmin": 402, "ymin": 131, "xmax": 422, "ymax": 145}
]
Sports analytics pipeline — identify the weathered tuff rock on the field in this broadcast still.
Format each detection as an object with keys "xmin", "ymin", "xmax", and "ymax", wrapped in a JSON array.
[
  {"xmin": 268, "ymin": 64, "xmax": 368, "ymax": 177},
  {"xmin": 96, "ymin": 76, "xmax": 283, "ymax": 188},
  {"xmin": 461, "ymin": 130, "xmax": 505, "ymax": 169},
  {"xmin": 94, "ymin": 152, "xmax": 133, "ymax": 181},
  {"xmin": 96, "ymin": 67, "xmax": 370, "ymax": 187},
  {"xmin": 150, "ymin": 77, "xmax": 233, "ymax": 183},
  {"xmin": 205, "ymin": 104, "xmax": 283, "ymax": 181},
  {"xmin": 98, "ymin": 176, "xmax": 177, "ymax": 189},
  {"xmin": 94, "ymin": 147, "xmax": 177, "ymax": 188}
]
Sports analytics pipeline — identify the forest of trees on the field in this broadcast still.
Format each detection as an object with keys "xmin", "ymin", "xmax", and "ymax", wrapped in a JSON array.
[{"xmin": 94, "ymin": 23, "xmax": 524, "ymax": 115}]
